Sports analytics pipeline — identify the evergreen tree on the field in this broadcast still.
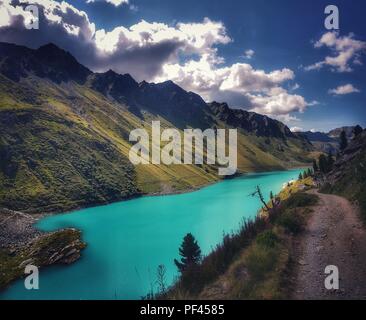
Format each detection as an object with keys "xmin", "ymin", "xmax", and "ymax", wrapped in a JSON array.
[
  {"xmin": 327, "ymin": 152, "xmax": 334, "ymax": 172},
  {"xmin": 312, "ymin": 159, "xmax": 318, "ymax": 172},
  {"xmin": 307, "ymin": 168, "xmax": 312, "ymax": 177},
  {"xmin": 353, "ymin": 125, "xmax": 363, "ymax": 137},
  {"xmin": 318, "ymin": 154, "xmax": 328, "ymax": 173},
  {"xmin": 174, "ymin": 233, "xmax": 201, "ymax": 273},
  {"xmin": 339, "ymin": 130, "xmax": 348, "ymax": 151},
  {"xmin": 270, "ymin": 191, "xmax": 274, "ymax": 199},
  {"xmin": 303, "ymin": 170, "xmax": 307, "ymax": 179},
  {"xmin": 298, "ymin": 172, "xmax": 303, "ymax": 180}
]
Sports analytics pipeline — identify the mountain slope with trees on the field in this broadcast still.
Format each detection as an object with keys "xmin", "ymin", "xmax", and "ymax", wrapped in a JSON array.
[{"xmin": 321, "ymin": 128, "xmax": 366, "ymax": 218}]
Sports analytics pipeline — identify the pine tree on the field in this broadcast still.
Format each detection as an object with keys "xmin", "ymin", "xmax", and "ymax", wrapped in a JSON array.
[
  {"xmin": 270, "ymin": 191, "xmax": 274, "ymax": 199},
  {"xmin": 312, "ymin": 159, "xmax": 318, "ymax": 172},
  {"xmin": 327, "ymin": 152, "xmax": 334, "ymax": 172},
  {"xmin": 318, "ymin": 154, "xmax": 328, "ymax": 173},
  {"xmin": 174, "ymin": 233, "xmax": 201, "ymax": 273},
  {"xmin": 339, "ymin": 130, "xmax": 348, "ymax": 151},
  {"xmin": 299, "ymin": 172, "xmax": 303, "ymax": 180},
  {"xmin": 307, "ymin": 168, "xmax": 312, "ymax": 177}
]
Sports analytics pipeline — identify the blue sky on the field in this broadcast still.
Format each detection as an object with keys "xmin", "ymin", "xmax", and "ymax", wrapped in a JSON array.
[{"xmin": 0, "ymin": 0, "xmax": 365, "ymax": 132}]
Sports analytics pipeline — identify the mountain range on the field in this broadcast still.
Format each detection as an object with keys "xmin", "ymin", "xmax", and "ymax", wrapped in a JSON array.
[
  {"xmin": 300, "ymin": 126, "xmax": 356, "ymax": 154},
  {"xmin": 0, "ymin": 42, "xmax": 314, "ymax": 213}
]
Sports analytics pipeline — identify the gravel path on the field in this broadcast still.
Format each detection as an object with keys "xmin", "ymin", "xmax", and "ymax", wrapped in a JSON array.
[{"xmin": 292, "ymin": 190, "xmax": 366, "ymax": 299}]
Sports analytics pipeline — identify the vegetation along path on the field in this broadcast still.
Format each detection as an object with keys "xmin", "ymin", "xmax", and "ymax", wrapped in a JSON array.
[{"xmin": 292, "ymin": 190, "xmax": 366, "ymax": 299}]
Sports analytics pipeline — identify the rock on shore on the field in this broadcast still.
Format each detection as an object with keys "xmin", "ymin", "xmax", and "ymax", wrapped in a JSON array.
[{"xmin": 0, "ymin": 208, "xmax": 86, "ymax": 290}]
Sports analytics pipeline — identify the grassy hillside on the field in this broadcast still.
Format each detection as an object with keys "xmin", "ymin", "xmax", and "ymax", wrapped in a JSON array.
[
  {"xmin": 0, "ymin": 74, "xmax": 313, "ymax": 213},
  {"xmin": 0, "ymin": 75, "xmax": 219, "ymax": 212},
  {"xmin": 0, "ymin": 42, "xmax": 315, "ymax": 213}
]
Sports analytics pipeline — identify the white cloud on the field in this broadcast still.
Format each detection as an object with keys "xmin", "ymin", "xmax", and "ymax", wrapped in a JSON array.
[
  {"xmin": 305, "ymin": 32, "xmax": 366, "ymax": 72},
  {"xmin": 328, "ymin": 84, "xmax": 360, "ymax": 95},
  {"xmin": 274, "ymin": 114, "xmax": 301, "ymax": 124},
  {"xmin": 86, "ymin": 0, "xmax": 129, "ymax": 7},
  {"xmin": 243, "ymin": 49, "xmax": 254, "ymax": 59},
  {"xmin": 220, "ymin": 65, "xmax": 294, "ymax": 93},
  {"xmin": 249, "ymin": 89, "xmax": 307, "ymax": 115},
  {"xmin": 291, "ymin": 83, "xmax": 300, "ymax": 90},
  {"xmin": 290, "ymin": 126, "xmax": 304, "ymax": 133},
  {"xmin": 0, "ymin": 1, "xmax": 230, "ymax": 80},
  {"xmin": 129, "ymin": 4, "xmax": 138, "ymax": 12},
  {"xmin": 155, "ymin": 58, "xmax": 314, "ymax": 118}
]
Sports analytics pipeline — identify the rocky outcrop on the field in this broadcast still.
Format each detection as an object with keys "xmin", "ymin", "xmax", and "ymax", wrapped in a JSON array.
[
  {"xmin": 321, "ymin": 130, "xmax": 366, "ymax": 219},
  {"xmin": 0, "ymin": 208, "xmax": 85, "ymax": 289},
  {"xmin": 326, "ymin": 130, "xmax": 366, "ymax": 184}
]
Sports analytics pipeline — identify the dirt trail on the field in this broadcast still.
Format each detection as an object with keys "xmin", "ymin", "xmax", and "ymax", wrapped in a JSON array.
[{"xmin": 292, "ymin": 190, "xmax": 366, "ymax": 299}]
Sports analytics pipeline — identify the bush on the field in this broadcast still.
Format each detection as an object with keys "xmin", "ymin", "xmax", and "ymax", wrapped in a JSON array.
[
  {"xmin": 245, "ymin": 244, "xmax": 278, "ymax": 280},
  {"xmin": 282, "ymin": 193, "xmax": 318, "ymax": 209},
  {"xmin": 277, "ymin": 210, "xmax": 304, "ymax": 234},
  {"xmin": 256, "ymin": 230, "xmax": 278, "ymax": 248}
]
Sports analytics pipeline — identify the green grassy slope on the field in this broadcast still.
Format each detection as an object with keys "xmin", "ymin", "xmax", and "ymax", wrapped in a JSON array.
[
  {"xmin": 0, "ymin": 77, "xmax": 138, "ymax": 212},
  {"xmin": 0, "ymin": 67, "xmax": 313, "ymax": 214}
]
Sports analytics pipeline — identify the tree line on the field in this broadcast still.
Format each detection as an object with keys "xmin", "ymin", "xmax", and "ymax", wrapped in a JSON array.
[{"xmin": 313, "ymin": 125, "xmax": 363, "ymax": 175}]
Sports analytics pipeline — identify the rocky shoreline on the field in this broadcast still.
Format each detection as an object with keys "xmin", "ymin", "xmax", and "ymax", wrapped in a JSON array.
[{"xmin": 0, "ymin": 208, "xmax": 86, "ymax": 291}]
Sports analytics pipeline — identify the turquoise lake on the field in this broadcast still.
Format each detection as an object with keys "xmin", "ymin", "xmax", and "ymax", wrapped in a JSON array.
[{"xmin": 1, "ymin": 169, "xmax": 303, "ymax": 300}]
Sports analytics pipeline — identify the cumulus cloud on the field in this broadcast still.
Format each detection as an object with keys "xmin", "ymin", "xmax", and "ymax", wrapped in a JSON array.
[
  {"xmin": 243, "ymin": 49, "xmax": 254, "ymax": 59},
  {"xmin": 290, "ymin": 126, "xmax": 304, "ymax": 133},
  {"xmin": 155, "ymin": 56, "xmax": 314, "ymax": 119},
  {"xmin": 0, "ymin": 0, "xmax": 314, "ymax": 121},
  {"xmin": 328, "ymin": 84, "xmax": 360, "ymax": 95},
  {"xmin": 290, "ymin": 83, "xmax": 300, "ymax": 90},
  {"xmin": 0, "ymin": 0, "xmax": 230, "ymax": 80},
  {"xmin": 86, "ymin": 0, "xmax": 129, "ymax": 7},
  {"xmin": 305, "ymin": 32, "xmax": 366, "ymax": 72}
]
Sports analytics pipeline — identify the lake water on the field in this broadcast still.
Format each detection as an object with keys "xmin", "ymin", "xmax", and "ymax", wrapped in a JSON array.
[{"xmin": 1, "ymin": 169, "xmax": 303, "ymax": 300}]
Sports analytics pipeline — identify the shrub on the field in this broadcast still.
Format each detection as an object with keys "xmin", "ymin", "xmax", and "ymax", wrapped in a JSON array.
[
  {"xmin": 256, "ymin": 230, "xmax": 278, "ymax": 248},
  {"xmin": 277, "ymin": 210, "xmax": 304, "ymax": 234},
  {"xmin": 245, "ymin": 244, "xmax": 278, "ymax": 280},
  {"xmin": 282, "ymin": 193, "xmax": 318, "ymax": 209}
]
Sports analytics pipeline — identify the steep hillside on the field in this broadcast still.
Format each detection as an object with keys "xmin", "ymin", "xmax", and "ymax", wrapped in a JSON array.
[
  {"xmin": 328, "ymin": 126, "xmax": 355, "ymax": 139},
  {"xmin": 0, "ymin": 42, "xmax": 314, "ymax": 213},
  {"xmin": 300, "ymin": 126, "xmax": 358, "ymax": 155},
  {"xmin": 321, "ymin": 130, "xmax": 366, "ymax": 218},
  {"xmin": 300, "ymin": 131, "xmax": 338, "ymax": 155}
]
